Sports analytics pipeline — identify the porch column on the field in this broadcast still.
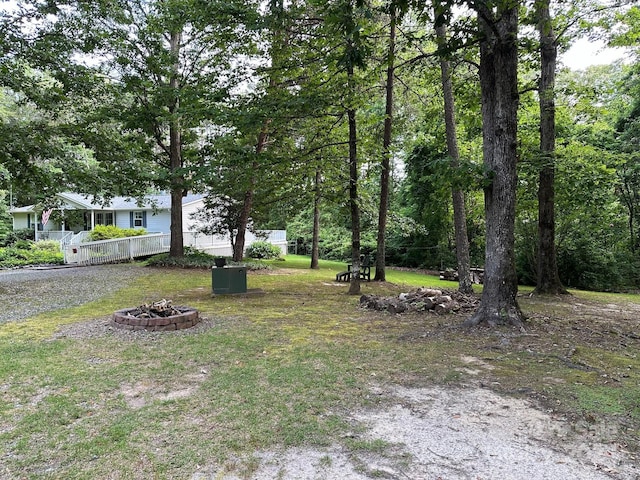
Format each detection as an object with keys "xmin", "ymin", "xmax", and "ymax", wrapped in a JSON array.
[{"xmin": 91, "ymin": 210, "xmax": 95, "ymax": 230}]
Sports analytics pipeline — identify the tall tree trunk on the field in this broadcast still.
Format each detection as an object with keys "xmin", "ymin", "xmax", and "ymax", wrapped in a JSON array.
[
  {"xmin": 435, "ymin": 22, "xmax": 473, "ymax": 295},
  {"xmin": 535, "ymin": 0, "xmax": 567, "ymax": 294},
  {"xmin": 348, "ymin": 102, "xmax": 362, "ymax": 294},
  {"xmin": 627, "ymin": 192, "xmax": 636, "ymax": 252},
  {"xmin": 347, "ymin": 64, "xmax": 361, "ymax": 294},
  {"xmin": 374, "ymin": 4, "xmax": 396, "ymax": 282},
  {"xmin": 168, "ymin": 29, "xmax": 184, "ymax": 258},
  {"xmin": 234, "ymin": 1, "xmax": 288, "ymax": 262},
  {"xmin": 465, "ymin": 3, "xmax": 524, "ymax": 328},
  {"xmin": 233, "ymin": 124, "xmax": 268, "ymax": 262},
  {"xmin": 311, "ymin": 167, "xmax": 321, "ymax": 269},
  {"xmin": 169, "ymin": 118, "xmax": 184, "ymax": 257},
  {"xmin": 233, "ymin": 188, "xmax": 253, "ymax": 262}
]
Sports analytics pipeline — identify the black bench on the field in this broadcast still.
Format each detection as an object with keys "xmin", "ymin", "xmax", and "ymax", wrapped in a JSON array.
[{"xmin": 336, "ymin": 255, "xmax": 371, "ymax": 282}]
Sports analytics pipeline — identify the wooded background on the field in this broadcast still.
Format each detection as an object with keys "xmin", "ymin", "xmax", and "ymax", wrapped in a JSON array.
[{"xmin": 1, "ymin": 0, "xmax": 639, "ymax": 296}]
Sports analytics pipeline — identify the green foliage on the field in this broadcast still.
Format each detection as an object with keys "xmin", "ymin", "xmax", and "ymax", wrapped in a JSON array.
[
  {"xmin": 145, "ymin": 250, "xmax": 217, "ymax": 269},
  {"xmin": 389, "ymin": 143, "xmax": 484, "ymax": 270},
  {"xmin": 87, "ymin": 225, "xmax": 147, "ymax": 241},
  {"xmin": 557, "ymin": 237, "xmax": 621, "ymax": 292},
  {"xmin": 33, "ymin": 240, "xmax": 63, "ymax": 253},
  {"xmin": 573, "ymin": 383, "xmax": 640, "ymax": 418},
  {"xmin": 12, "ymin": 239, "xmax": 33, "ymax": 250},
  {"xmin": 0, "ymin": 191, "xmax": 12, "ymax": 239},
  {"xmin": 0, "ymin": 241, "xmax": 63, "ymax": 267},
  {"xmin": 1, "ymin": 228, "xmax": 35, "ymax": 247},
  {"xmin": 2, "ymin": 0, "xmax": 639, "ymax": 292},
  {"xmin": 145, "ymin": 248, "xmax": 271, "ymax": 271},
  {"xmin": 286, "ymin": 205, "xmax": 378, "ymax": 262},
  {"xmin": 610, "ymin": 5, "xmax": 640, "ymax": 49},
  {"xmin": 513, "ymin": 64, "xmax": 640, "ymax": 292},
  {"xmin": 246, "ymin": 241, "xmax": 282, "ymax": 259}
]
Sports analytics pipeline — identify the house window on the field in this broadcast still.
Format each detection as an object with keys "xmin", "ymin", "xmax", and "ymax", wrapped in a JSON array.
[
  {"xmin": 133, "ymin": 211, "xmax": 144, "ymax": 227},
  {"xmin": 95, "ymin": 212, "xmax": 114, "ymax": 226}
]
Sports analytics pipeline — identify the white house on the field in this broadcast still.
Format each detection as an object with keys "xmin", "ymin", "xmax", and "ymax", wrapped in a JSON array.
[
  {"xmin": 10, "ymin": 192, "xmax": 205, "ymax": 235},
  {"xmin": 9, "ymin": 192, "xmax": 287, "ymax": 258}
]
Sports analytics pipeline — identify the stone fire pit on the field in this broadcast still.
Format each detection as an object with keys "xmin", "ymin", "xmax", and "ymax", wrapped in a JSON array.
[{"xmin": 112, "ymin": 299, "xmax": 200, "ymax": 331}]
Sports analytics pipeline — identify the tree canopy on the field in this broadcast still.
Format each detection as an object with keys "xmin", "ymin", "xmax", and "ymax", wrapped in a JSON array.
[{"xmin": 2, "ymin": 0, "xmax": 639, "ymax": 310}]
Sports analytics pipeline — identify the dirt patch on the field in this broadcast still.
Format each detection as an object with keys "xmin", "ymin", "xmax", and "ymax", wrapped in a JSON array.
[
  {"xmin": 120, "ymin": 381, "xmax": 201, "ymax": 409},
  {"xmin": 192, "ymin": 384, "xmax": 637, "ymax": 480},
  {"xmin": 50, "ymin": 315, "xmax": 217, "ymax": 340},
  {"xmin": 252, "ymin": 268, "xmax": 302, "ymax": 275}
]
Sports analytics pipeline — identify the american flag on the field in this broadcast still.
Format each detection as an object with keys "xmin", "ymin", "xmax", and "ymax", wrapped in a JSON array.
[{"xmin": 41, "ymin": 208, "xmax": 53, "ymax": 226}]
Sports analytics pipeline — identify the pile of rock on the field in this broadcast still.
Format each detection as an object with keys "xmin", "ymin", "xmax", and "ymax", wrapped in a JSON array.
[
  {"xmin": 125, "ymin": 299, "xmax": 185, "ymax": 318},
  {"xmin": 360, "ymin": 288, "xmax": 462, "ymax": 314}
]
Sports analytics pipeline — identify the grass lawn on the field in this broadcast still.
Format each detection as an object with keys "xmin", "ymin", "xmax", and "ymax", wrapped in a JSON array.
[{"xmin": 1, "ymin": 255, "xmax": 639, "ymax": 479}]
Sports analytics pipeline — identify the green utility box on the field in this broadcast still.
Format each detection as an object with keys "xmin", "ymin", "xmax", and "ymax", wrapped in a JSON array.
[{"xmin": 212, "ymin": 266, "xmax": 247, "ymax": 295}]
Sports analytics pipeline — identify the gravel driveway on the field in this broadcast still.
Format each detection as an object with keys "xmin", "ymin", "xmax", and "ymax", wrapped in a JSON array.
[{"xmin": 0, "ymin": 264, "xmax": 148, "ymax": 324}]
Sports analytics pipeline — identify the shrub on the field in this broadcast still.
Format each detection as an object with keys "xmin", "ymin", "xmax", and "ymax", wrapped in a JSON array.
[
  {"xmin": 145, "ymin": 247, "xmax": 217, "ymax": 268},
  {"xmin": 87, "ymin": 225, "xmax": 147, "ymax": 241},
  {"xmin": 1, "ymin": 228, "xmax": 35, "ymax": 247},
  {"xmin": 0, "ymin": 241, "xmax": 64, "ymax": 268},
  {"xmin": 146, "ymin": 253, "xmax": 213, "ymax": 269},
  {"xmin": 145, "ymin": 248, "xmax": 271, "ymax": 271},
  {"xmin": 33, "ymin": 240, "xmax": 61, "ymax": 253},
  {"xmin": 246, "ymin": 241, "xmax": 281, "ymax": 259},
  {"xmin": 13, "ymin": 239, "xmax": 34, "ymax": 250},
  {"xmin": 557, "ymin": 238, "xmax": 621, "ymax": 292}
]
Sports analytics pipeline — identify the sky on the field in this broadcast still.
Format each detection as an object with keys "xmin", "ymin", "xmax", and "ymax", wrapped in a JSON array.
[{"xmin": 560, "ymin": 37, "xmax": 630, "ymax": 70}]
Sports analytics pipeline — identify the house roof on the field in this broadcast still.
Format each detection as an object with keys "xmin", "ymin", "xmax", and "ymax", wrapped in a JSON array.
[{"xmin": 10, "ymin": 192, "xmax": 205, "ymax": 213}]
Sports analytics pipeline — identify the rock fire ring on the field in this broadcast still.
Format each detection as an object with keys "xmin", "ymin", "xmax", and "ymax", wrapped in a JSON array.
[{"xmin": 112, "ymin": 299, "xmax": 200, "ymax": 331}]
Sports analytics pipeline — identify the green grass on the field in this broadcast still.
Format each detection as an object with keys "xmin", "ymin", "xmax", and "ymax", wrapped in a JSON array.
[{"xmin": 0, "ymin": 254, "xmax": 638, "ymax": 478}]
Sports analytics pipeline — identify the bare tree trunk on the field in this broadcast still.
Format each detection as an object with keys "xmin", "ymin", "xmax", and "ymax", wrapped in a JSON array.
[
  {"xmin": 374, "ymin": 5, "xmax": 396, "ymax": 282},
  {"xmin": 465, "ymin": 3, "xmax": 524, "ymax": 328},
  {"xmin": 535, "ymin": 0, "xmax": 567, "ymax": 295},
  {"xmin": 168, "ymin": 29, "xmax": 184, "ymax": 258},
  {"xmin": 233, "ymin": 187, "xmax": 253, "ymax": 262},
  {"xmin": 346, "ymin": 59, "xmax": 362, "ymax": 294},
  {"xmin": 169, "ymin": 120, "xmax": 184, "ymax": 258},
  {"xmin": 435, "ymin": 22, "xmax": 473, "ymax": 295},
  {"xmin": 233, "ymin": 125, "xmax": 268, "ymax": 262},
  {"xmin": 625, "ymin": 185, "xmax": 636, "ymax": 252},
  {"xmin": 348, "ymin": 101, "xmax": 361, "ymax": 294},
  {"xmin": 311, "ymin": 168, "xmax": 321, "ymax": 269}
]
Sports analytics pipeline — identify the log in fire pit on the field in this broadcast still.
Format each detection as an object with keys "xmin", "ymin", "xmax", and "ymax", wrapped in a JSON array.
[{"xmin": 112, "ymin": 299, "xmax": 200, "ymax": 331}]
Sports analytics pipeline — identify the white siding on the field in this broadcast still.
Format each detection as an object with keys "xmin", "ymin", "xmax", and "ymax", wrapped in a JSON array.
[
  {"xmin": 182, "ymin": 199, "xmax": 205, "ymax": 231},
  {"xmin": 145, "ymin": 210, "xmax": 171, "ymax": 233},
  {"xmin": 13, "ymin": 213, "xmax": 30, "ymax": 230},
  {"xmin": 114, "ymin": 209, "xmax": 171, "ymax": 233},
  {"xmin": 12, "ymin": 212, "xmax": 61, "ymax": 231},
  {"xmin": 114, "ymin": 211, "xmax": 131, "ymax": 230}
]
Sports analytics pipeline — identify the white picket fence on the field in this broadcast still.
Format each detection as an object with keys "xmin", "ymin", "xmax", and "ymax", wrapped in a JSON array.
[
  {"xmin": 63, "ymin": 234, "xmax": 171, "ymax": 265},
  {"xmin": 61, "ymin": 230, "xmax": 287, "ymax": 265},
  {"xmin": 183, "ymin": 230, "xmax": 288, "ymax": 257}
]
